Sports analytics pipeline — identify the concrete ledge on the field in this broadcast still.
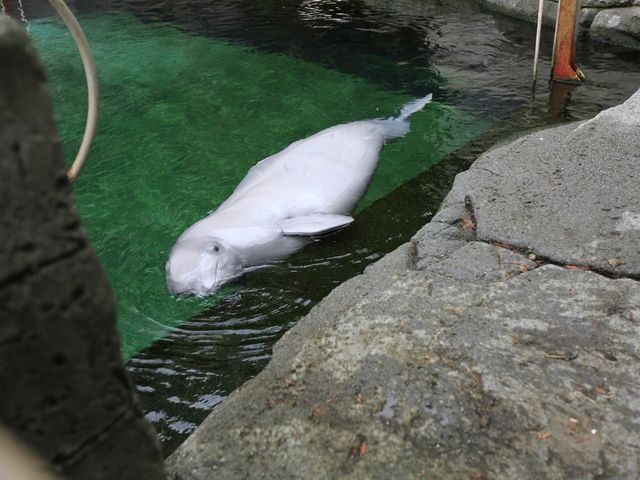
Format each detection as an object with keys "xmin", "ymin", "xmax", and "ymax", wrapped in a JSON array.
[{"xmin": 167, "ymin": 89, "xmax": 640, "ymax": 479}]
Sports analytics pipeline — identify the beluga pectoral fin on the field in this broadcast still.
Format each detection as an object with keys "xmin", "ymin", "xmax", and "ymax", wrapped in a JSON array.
[{"xmin": 278, "ymin": 213, "xmax": 354, "ymax": 236}]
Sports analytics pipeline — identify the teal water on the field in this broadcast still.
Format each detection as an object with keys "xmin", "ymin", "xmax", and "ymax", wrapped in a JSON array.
[{"xmin": 31, "ymin": 12, "xmax": 487, "ymax": 361}]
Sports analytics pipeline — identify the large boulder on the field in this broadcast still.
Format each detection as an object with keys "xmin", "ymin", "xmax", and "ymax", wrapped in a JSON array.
[
  {"xmin": 590, "ymin": 6, "xmax": 640, "ymax": 48},
  {"xmin": 0, "ymin": 17, "xmax": 165, "ymax": 480}
]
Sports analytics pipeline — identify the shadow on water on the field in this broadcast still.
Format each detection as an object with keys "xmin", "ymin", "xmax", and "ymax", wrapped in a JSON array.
[{"xmin": 20, "ymin": 0, "xmax": 640, "ymax": 455}]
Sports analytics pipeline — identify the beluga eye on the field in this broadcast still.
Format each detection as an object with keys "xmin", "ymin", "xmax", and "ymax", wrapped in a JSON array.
[{"xmin": 214, "ymin": 246, "xmax": 220, "ymax": 252}]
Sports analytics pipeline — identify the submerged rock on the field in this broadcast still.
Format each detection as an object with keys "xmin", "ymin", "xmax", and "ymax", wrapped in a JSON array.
[{"xmin": 167, "ymin": 90, "xmax": 640, "ymax": 479}]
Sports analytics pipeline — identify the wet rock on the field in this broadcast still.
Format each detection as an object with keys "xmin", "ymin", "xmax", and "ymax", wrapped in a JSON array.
[
  {"xmin": 473, "ymin": 0, "xmax": 559, "ymax": 27},
  {"xmin": 166, "ymin": 88, "xmax": 640, "ymax": 478},
  {"xmin": 0, "ymin": 17, "xmax": 164, "ymax": 480},
  {"xmin": 590, "ymin": 6, "xmax": 640, "ymax": 48},
  {"xmin": 579, "ymin": 7, "xmax": 600, "ymax": 29},
  {"xmin": 581, "ymin": 0, "xmax": 639, "ymax": 7},
  {"xmin": 473, "ymin": 0, "xmax": 640, "ymax": 50}
]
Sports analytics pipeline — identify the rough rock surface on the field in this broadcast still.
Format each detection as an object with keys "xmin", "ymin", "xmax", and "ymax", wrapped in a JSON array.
[
  {"xmin": 582, "ymin": 0, "xmax": 640, "ymax": 7},
  {"xmin": 0, "ymin": 17, "xmax": 165, "ymax": 480},
  {"xmin": 474, "ymin": 0, "xmax": 640, "ymax": 49},
  {"xmin": 455, "ymin": 96, "xmax": 640, "ymax": 277},
  {"xmin": 167, "ymin": 90, "xmax": 640, "ymax": 479},
  {"xmin": 474, "ymin": 0, "xmax": 559, "ymax": 26},
  {"xmin": 591, "ymin": 6, "xmax": 640, "ymax": 48}
]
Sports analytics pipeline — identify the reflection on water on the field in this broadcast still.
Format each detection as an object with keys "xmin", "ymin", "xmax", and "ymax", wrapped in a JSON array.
[{"xmin": 18, "ymin": 0, "xmax": 640, "ymax": 455}]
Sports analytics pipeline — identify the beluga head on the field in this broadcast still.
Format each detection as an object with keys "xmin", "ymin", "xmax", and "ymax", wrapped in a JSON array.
[{"xmin": 166, "ymin": 237, "xmax": 243, "ymax": 297}]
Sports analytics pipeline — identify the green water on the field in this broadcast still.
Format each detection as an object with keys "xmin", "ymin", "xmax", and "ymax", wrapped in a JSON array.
[{"xmin": 31, "ymin": 12, "xmax": 487, "ymax": 360}]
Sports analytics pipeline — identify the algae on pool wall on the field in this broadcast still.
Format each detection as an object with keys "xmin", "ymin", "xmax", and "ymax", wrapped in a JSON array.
[{"xmin": 30, "ymin": 11, "xmax": 489, "ymax": 360}]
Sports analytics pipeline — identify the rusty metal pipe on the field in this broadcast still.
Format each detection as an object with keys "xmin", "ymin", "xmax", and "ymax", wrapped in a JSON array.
[{"xmin": 552, "ymin": 0, "xmax": 585, "ymax": 83}]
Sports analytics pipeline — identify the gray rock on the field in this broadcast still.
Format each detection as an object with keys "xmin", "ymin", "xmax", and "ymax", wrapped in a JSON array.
[
  {"xmin": 454, "ymin": 88, "xmax": 640, "ymax": 277},
  {"xmin": 449, "ymin": 93, "xmax": 640, "ymax": 277},
  {"xmin": 473, "ymin": 0, "xmax": 640, "ymax": 49},
  {"xmin": 563, "ymin": 0, "xmax": 640, "ymax": 5},
  {"xmin": 582, "ymin": 0, "xmax": 639, "ymax": 8},
  {"xmin": 590, "ymin": 6, "xmax": 640, "ymax": 48},
  {"xmin": 473, "ymin": 0, "xmax": 559, "ymax": 27},
  {"xmin": 579, "ymin": 7, "xmax": 600, "ymax": 29},
  {"xmin": 167, "ymin": 246, "xmax": 640, "ymax": 479},
  {"xmin": 0, "ymin": 17, "xmax": 165, "ymax": 480},
  {"xmin": 167, "ymin": 88, "xmax": 640, "ymax": 479}
]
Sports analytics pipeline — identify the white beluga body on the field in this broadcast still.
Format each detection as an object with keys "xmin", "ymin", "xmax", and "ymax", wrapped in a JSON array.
[{"xmin": 166, "ymin": 94, "xmax": 432, "ymax": 296}]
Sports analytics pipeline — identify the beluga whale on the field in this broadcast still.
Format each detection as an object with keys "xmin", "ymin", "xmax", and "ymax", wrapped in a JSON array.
[{"xmin": 166, "ymin": 94, "xmax": 433, "ymax": 296}]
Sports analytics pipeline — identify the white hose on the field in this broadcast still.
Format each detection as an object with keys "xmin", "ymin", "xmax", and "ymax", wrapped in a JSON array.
[
  {"xmin": 47, "ymin": 0, "xmax": 99, "ymax": 183},
  {"xmin": 532, "ymin": 0, "xmax": 545, "ymax": 84}
]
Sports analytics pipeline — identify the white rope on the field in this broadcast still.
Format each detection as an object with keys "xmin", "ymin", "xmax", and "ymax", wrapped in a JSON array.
[
  {"xmin": 532, "ymin": 0, "xmax": 544, "ymax": 84},
  {"xmin": 48, "ymin": 0, "xmax": 99, "ymax": 183},
  {"xmin": 551, "ymin": 0, "xmax": 563, "ymax": 72}
]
